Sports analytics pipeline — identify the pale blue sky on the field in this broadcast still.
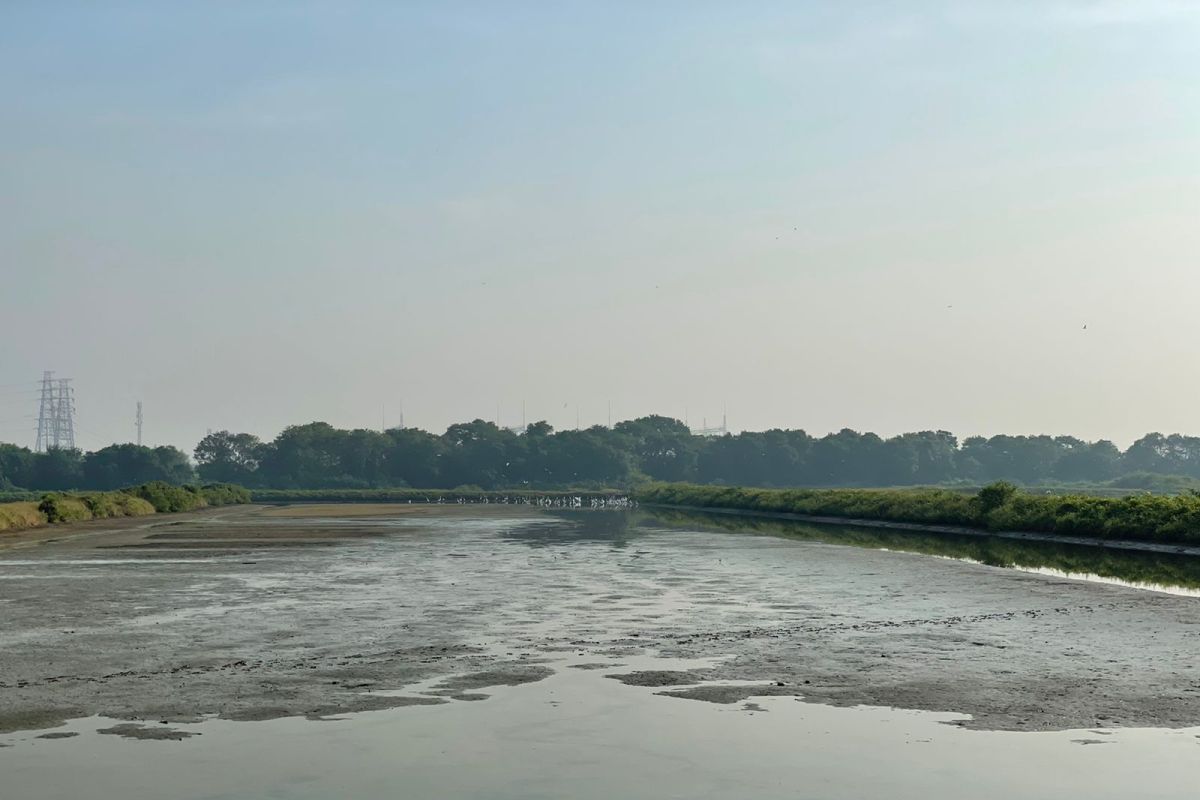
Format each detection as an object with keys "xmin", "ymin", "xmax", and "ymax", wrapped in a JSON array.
[{"xmin": 1, "ymin": 1, "xmax": 1197, "ymax": 450}]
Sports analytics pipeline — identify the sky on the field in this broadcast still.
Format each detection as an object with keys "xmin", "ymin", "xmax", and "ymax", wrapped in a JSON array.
[{"xmin": 1, "ymin": 0, "xmax": 1197, "ymax": 452}]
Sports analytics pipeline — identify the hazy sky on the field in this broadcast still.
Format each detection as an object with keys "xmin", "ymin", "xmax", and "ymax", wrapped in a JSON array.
[{"xmin": 2, "ymin": 1, "xmax": 1197, "ymax": 452}]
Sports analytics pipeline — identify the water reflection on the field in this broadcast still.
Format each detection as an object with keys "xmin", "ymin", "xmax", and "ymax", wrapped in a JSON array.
[
  {"xmin": 8, "ymin": 661, "xmax": 1200, "ymax": 800},
  {"xmin": 639, "ymin": 508, "xmax": 1200, "ymax": 595},
  {"xmin": 500, "ymin": 511, "xmax": 641, "ymax": 549}
]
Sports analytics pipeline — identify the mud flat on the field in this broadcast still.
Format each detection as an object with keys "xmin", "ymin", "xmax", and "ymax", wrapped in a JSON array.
[{"xmin": 3, "ymin": 504, "xmax": 1200, "ymax": 739}]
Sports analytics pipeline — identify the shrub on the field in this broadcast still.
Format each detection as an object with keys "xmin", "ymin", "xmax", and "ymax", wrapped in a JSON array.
[
  {"xmin": 0, "ymin": 501, "xmax": 47, "ymax": 531},
  {"xmin": 3, "ymin": 483, "xmax": 248, "ymax": 532},
  {"xmin": 199, "ymin": 483, "xmax": 252, "ymax": 506},
  {"xmin": 80, "ymin": 492, "xmax": 120, "ymax": 518},
  {"xmin": 38, "ymin": 494, "xmax": 93, "ymax": 523},
  {"xmin": 976, "ymin": 481, "xmax": 1018, "ymax": 513},
  {"xmin": 126, "ymin": 481, "xmax": 208, "ymax": 513}
]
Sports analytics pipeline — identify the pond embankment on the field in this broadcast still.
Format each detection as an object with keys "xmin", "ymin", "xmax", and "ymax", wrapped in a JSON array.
[{"xmin": 634, "ymin": 482, "xmax": 1200, "ymax": 551}]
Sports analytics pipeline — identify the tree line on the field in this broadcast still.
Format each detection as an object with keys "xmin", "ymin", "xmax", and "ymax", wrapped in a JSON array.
[
  {"xmin": 0, "ymin": 442, "xmax": 194, "ymax": 491},
  {"xmin": 3, "ymin": 418, "xmax": 1200, "ymax": 492}
]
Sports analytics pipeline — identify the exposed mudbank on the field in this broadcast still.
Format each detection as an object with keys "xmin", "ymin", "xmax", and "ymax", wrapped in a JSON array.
[
  {"xmin": 568, "ymin": 663, "xmax": 618, "ymax": 671},
  {"xmin": 97, "ymin": 723, "xmax": 198, "ymax": 741},
  {"xmin": 432, "ymin": 666, "xmax": 555, "ymax": 692},
  {"xmin": 606, "ymin": 670, "xmax": 700, "ymax": 687},
  {"xmin": 658, "ymin": 684, "xmax": 799, "ymax": 704},
  {"xmin": 304, "ymin": 695, "xmax": 447, "ymax": 720}
]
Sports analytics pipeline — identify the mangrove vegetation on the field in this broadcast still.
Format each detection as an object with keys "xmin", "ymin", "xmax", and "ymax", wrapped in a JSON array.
[
  {"xmin": 635, "ymin": 483, "xmax": 1200, "ymax": 546},
  {"xmin": 0, "ymin": 482, "xmax": 250, "ymax": 533}
]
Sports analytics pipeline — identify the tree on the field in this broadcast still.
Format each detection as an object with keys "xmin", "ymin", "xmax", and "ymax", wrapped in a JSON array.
[
  {"xmin": 82, "ymin": 444, "xmax": 195, "ymax": 489},
  {"xmin": 256, "ymin": 422, "xmax": 346, "ymax": 488},
  {"xmin": 507, "ymin": 421, "xmax": 555, "ymax": 486},
  {"xmin": 804, "ymin": 429, "xmax": 884, "ymax": 485},
  {"xmin": 959, "ymin": 435, "xmax": 1061, "ymax": 484},
  {"xmin": 1124, "ymin": 434, "xmax": 1200, "ymax": 478},
  {"xmin": 382, "ymin": 428, "xmax": 446, "ymax": 488},
  {"xmin": 539, "ymin": 427, "xmax": 632, "ymax": 487},
  {"xmin": 439, "ymin": 420, "xmax": 517, "ymax": 489},
  {"xmin": 907, "ymin": 430, "xmax": 959, "ymax": 484},
  {"xmin": 333, "ymin": 429, "xmax": 390, "ymax": 486},
  {"xmin": 1053, "ymin": 437, "xmax": 1120, "ymax": 482},
  {"xmin": 0, "ymin": 444, "xmax": 34, "ymax": 489},
  {"xmin": 27, "ymin": 448, "xmax": 84, "ymax": 491},
  {"xmin": 194, "ymin": 431, "xmax": 265, "ymax": 485},
  {"xmin": 695, "ymin": 429, "xmax": 809, "ymax": 487},
  {"xmin": 613, "ymin": 416, "xmax": 697, "ymax": 482}
]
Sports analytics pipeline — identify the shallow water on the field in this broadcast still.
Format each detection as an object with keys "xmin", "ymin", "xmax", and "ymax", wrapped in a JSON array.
[
  {"xmin": 3, "ymin": 507, "xmax": 1200, "ymax": 798},
  {"xmin": 648, "ymin": 508, "xmax": 1200, "ymax": 595},
  {"xmin": 4, "ymin": 653, "xmax": 1200, "ymax": 800}
]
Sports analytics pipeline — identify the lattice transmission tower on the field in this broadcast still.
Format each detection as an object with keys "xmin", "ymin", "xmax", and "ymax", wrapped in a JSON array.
[
  {"xmin": 690, "ymin": 405, "xmax": 729, "ymax": 438},
  {"xmin": 34, "ymin": 371, "xmax": 76, "ymax": 452}
]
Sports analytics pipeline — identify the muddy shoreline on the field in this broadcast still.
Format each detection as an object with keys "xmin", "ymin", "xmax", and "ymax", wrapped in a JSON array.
[{"xmin": 3, "ymin": 505, "xmax": 1200, "ymax": 736}]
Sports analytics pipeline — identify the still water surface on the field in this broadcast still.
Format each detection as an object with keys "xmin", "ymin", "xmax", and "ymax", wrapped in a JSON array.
[
  {"xmin": 5, "ymin": 655, "xmax": 1199, "ymax": 800},
  {"xmin": 653, "ymin": 508, "xmax": 1200, "ymax": 596}
]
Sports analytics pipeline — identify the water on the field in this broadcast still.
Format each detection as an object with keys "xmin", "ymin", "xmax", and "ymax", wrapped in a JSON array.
[
  {"xmin": 3, "ymin": 507, "xmax": 1200, "ymax": 798},
  {"xmin": 4, "ymin": 657, "xmax": 1199, "ymax": 800},
  {"xmin": 648, "ymin": 508, "xmax": 1200, "ymax": 595}
]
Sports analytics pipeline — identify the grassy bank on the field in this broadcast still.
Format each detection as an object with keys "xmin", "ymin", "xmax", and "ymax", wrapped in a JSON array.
[
  {"xmin": 249, "ymin": 488, "xmax": 629, "ymax": 505},
  {"xmin": 0, "ymin": 501, "xmax": 44, "ymax": 531},
  {"xmin": 0, "ymin": 482, "xmax": 251, "ymax": 533},
  {"xmin": 634, "ymin": 482, "xmax": 1200, "ymax": 545}
]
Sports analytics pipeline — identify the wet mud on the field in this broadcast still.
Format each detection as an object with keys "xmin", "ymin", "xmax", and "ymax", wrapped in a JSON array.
[
  {"xmin": 606, "ymin": 670, "xmax": 700, "ymax": 687},
  {"xmin": 3, "ymin": 504, "xmax": 1200, "ymax": 735},
  {"xmin": 97, "ymin": 723, "xmax": 199, "ymax": 741}
]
